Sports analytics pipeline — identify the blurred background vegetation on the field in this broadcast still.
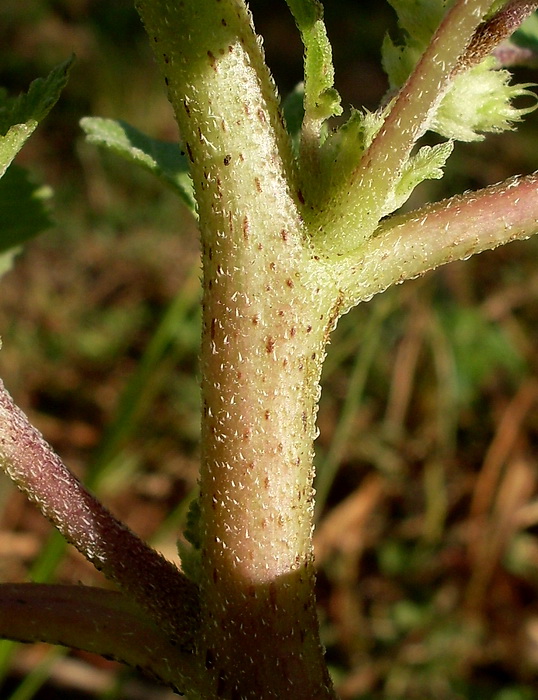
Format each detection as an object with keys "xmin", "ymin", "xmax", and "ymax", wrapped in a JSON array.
[{"xmin": 1, "ymin": 1, "xmax": 538, "ymax": 698}]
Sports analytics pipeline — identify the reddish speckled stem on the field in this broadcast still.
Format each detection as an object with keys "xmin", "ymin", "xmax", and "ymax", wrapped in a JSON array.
[
  {"xmin": 135, "ymin": 0, "xmax": 338, "ymax": 697},
  {"xmin": 0, "ymin": 583, "xmax": 202, "ymax": 694},
  {"xmin": 464, "ymin": 0, "xmax": 538, "ymax": 69},
  {"xmin": 0, "ymin": 380, "xmax": 199, "ymax": 650},
  {"xmin": 339, "ymin": 172, "xmax": 538, "ymax": 308}
]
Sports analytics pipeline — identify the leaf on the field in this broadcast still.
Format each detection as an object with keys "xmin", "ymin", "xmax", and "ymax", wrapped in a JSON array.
[
  {"xmin": 80, "ymin": 117, "xmax": 196, "ymax": 214},
  {"xmin": 316, "ymin": 108, "xmax": 385, "ymax": 201},
  {"xmin": 284, "ymin": 0, "xmax": 342, "ymax": 125},
  {"xmin": 282, "ymin": 83, "xmax": 305, "ymax": 154},
  {"xmin": 0, "ymin": 57, "xmax": 73, "ymax": 179},
  {"xmin": 383, "ymin": 0, "xmax": 451, "ymax": 89},
  {"xmin": 183, "ymin": 495, "xmax": 202, "ymax": 550},
  {"xmin": 431, "ymin": 58, "xmax": 537, "ymax": 141},
  {"xmin": 387, "ymin": 0, "xmax": 452, "ymax": 44},
  {"xmin": 177, "ymin": 495, "xmax": 202, "ymax": 584},
  {"xmin": 0, "ymin": 164, "xmax": 52, "ymax": 254},
  {"xmin": 382, "ymin": 140, "xmax": 454, "ymax": 216}
]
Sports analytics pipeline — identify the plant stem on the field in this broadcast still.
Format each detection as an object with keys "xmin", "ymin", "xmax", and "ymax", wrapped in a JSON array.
[
  {"xmin": 338, "ymin": 172, "xmax": 538, "ymax": 308},
  {"xmin": 0, "ymin": 380, "xmax": 199, "ymax": 652},
  {"xmin": 0, "ymin": 584, "xmax": 200, "ymax": 694},
  {"xmin": 311, "ymin": 0, "xmax": 497, "ymax": 254},
  {"xmin": 464, "ymin": 0, "xmax": 538, "ymax": 69},
  {"xmin": 136, "ymin": 0, "xmax": 339, "ymax": 696}
]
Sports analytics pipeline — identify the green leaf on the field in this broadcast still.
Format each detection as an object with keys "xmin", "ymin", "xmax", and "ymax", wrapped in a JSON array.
[
  {"xmin": 432, "ymin": 58, "xmax": 536, "ymax": 141},
  {"xmin": 0, "ymin": 57, "xmax": 73, "ymax": 179},
  {"xmin": 285, "ymin": 0, "xmax": 342, "ymax": 126},
  {"xmin": 313, "ymin": 110, "xmax": 453, "ymax": 222},
  {"xmin": 183, "ymin": 496, "xmax": 201, "ymax": 550},
  {"xmin": 383, "ymin": 140, "xmax": 454, "ymax": 216},
  {"xmin": 176, "ymin": 495, "xmax": 202, "ymax": 583},
  {"xmin": 80, "ymin": 117, "xmax": 196, "ymax": 214},
  {"xmin": 282, "ymin": 83, "xmax": 305, "ymax": 154},
  {"xmin": 0, "ymin": 164, "xmax": 52, "ymax": 254},
  {"xmin": 383, "ymin": 0, "xmax": 451, "ymax": 89},
  {"xmin": 316, "ymin": 108, "xmax": 385, "ymax": 201}
]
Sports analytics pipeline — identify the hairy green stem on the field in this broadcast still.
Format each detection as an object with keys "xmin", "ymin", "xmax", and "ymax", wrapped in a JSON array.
[
  {"xmin": 135, "ymin": 0, "xmax": 338, "ymax": 697},
  {"xmin": 338, "ymin": 172, "xmax": 538, "ymax": 308},
  {"xmin": 310, "ymin": 0, "xmax": 497, "ymax": 254}
]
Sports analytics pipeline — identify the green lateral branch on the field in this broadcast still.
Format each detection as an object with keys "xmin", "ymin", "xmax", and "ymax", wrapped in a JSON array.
[
  {"xmin": 310, "ymin": 0, "xmax": 497, "ymax": 256},
  {"xmin": 336, "ymin": 172, "xmax": 538, "ymax": 309}
]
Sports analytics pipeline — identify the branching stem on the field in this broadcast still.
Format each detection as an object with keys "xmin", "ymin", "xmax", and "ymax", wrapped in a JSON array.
[
  {"xmin": 310, "ymin": 0, "xmax": 498, "ymax": 254},
  {"xmin": 0, "ymin": 584, "xmax": 201, "ymax": 693},
  {"xmin": 0, "ymin": 380, "xmax": 199, "ymax": 650},
  {"xmin": 337, "ymin": 172, "xmax": 538, "ymax": 308}
]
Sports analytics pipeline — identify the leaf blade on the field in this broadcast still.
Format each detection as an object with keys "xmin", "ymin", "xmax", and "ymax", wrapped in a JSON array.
[
  {"xmin": 0, "ymin": 57, "xmax": 73, "ymax": 178},
  {"xmin": 0, "ymin": 164, "xmax": 52, "ymax": 253},
  {"xmin": 80, "ymin": 116, "xmax": 196, "ymax": 214}
]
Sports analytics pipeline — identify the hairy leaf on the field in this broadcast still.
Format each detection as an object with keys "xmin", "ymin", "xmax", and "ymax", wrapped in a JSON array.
[
  {"xmin": 432, "ymin": 58, "xmax": 536, "ymax": 140},
  {"xmin": 80, "ymin": 117, "xmax": 196, "ymax": 213},
  {"xmin": 285, "ymin": 0, "xmax": 342, "ymax": 128},
  {"xmin": 383, "ymin": 140, "xmax": 455, "ymax": 216},
  {"xmin": 0, "ymin": 57, "xmax": 73, "ymax": 178},
  {"xmin": 314, "ymin": 108, "xmax": 385, "ymax": 202},
  {"xmin": 383, "ymin": 0, "xmax": 451, "ymax": 88}
]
